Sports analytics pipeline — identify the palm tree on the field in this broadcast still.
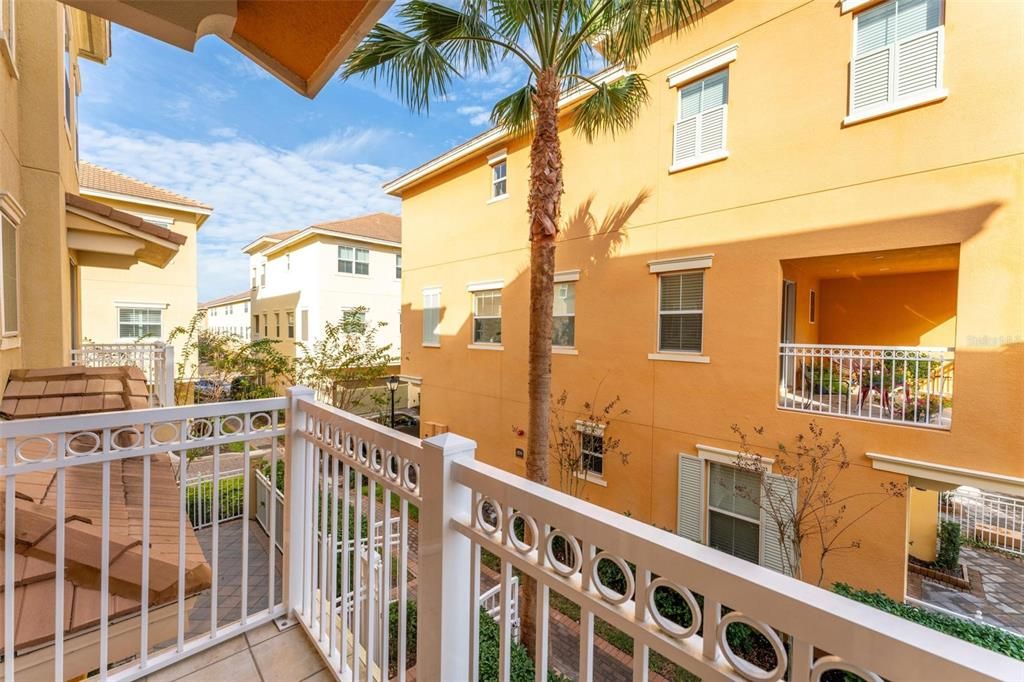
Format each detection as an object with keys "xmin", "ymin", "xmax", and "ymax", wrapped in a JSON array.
[{"xmin": 344, "ymin": 0, "xmax": 702, "ymax": 483}]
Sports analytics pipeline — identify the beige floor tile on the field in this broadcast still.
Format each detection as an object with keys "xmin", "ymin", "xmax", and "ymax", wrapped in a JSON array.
[
  {"xmin": 250, "ymin": 627, "xmax": 325, "ymax": 681},
  {"xmin": 174, "ymin": 650, "xmax": 260, "ymax": 682},
  {"xmin": 145, "ymin": 635, "xmax": 249, "ymax": 682},
  {"xmin": 300, "ymin": 668, "xmax": 334, "ymax": 681},
  {"xmin": 245, "ymin": 619, "xmax": 291, "ymax": 646}
]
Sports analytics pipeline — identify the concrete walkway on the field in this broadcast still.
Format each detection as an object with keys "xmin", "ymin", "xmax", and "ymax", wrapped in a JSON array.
[{"xmin": 917, "ymin": 546, "xmax": 1024, "ymax": 634}]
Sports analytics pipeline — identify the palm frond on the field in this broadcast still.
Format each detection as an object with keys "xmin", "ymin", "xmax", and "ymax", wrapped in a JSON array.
[
  {"xmin": 341, "ymin": 23, "xmax": 458, "ymax": 112},
  {"xmin": 401, "ymin": 0, "xmax": 498, "ymax": 70},
  {"xmin": 601, "ymin": 0, "xmax": 704, "ymax": 64},
  {"xmin": 491, "ymin": 83, "xmax": 536, "ymax": 138},
  {"xmin": 572, "ymin": 73, "xmax": 649, "ymax": 142}
]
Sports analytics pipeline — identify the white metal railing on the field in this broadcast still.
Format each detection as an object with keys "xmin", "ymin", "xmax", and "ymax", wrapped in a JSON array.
[
  {"xmin": 0, "ymin": 387, "xmax": 1018, "ymax": 682},
  {"xmin": 184, "ymin": 469, "xmax": 246, "ymax": 530},
  {"xmin": 255, "ymin": 467, "xmax": 284, "ymax": 551},
  {"xmin": 480, "ymin": 575, "xmax": 520, "ymax": 643},
  {"xmin": 941, "ymin": 488, "xmax": 1024, "ymax": 556},
  {"xmin": 71, "ymin": 342, "xmax": 176, "ymax": 407},
  {"xmin": 778, "ymin": 343, "xmax": 954, "ymax": 428}
]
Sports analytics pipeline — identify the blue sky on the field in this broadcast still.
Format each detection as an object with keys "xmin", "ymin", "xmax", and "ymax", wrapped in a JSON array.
[{"xmin": 78, "ymin": 10, "xmax": 529, "ymax": 301}]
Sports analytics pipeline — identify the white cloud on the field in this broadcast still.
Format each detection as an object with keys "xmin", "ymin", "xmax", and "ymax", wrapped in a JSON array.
[
  {"xmin": 216, "ymin": 54, "xmax": 274, "ymax": 81},
  {"xmin": 209, "ymin": 127, "xmax": 238, "ymax": 138},
  {"xmin": 80, "ymin": 124, "xmax": 401, "ymax": 300},
  {"xmin": 456, "ymin": 105, "xmax": 491, "ymax": 126}
]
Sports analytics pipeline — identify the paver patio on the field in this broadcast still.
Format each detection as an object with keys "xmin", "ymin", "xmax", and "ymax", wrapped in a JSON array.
[{"xmin": 916, "ymin": 546, "xmax": 1024, "ymax": 634}]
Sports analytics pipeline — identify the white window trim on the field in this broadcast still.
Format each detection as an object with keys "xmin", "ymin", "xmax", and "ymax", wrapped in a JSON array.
[
  {"xmin": 648, "ymin": 254, "xmax": 713, "ymax": 274},
  {"xmin": 0, "ymin": 202, "xmax": 19, "ymax": 341},
  {"xmin": 488, "ymin": 149, "xmax": 509, "ymax": 201},
  {"xmin": 467, "ymin": 279, "xmax": 504, "ymax": 292},
  {"xmin": 337, "ymin": 245, "xmax": 371, "ymax": 276},
  {"xmin": 842, "ymin": 88, "xmax": 948, "ymax": 126},
  {"xmin": 470, "ymin": 288, "xmax": 502, "ymax": 346},
  {"xmin": 841, "ymin": 0, "xmax": 886, "ymax": 13},
  {"xmin": 467, "ymin": 343, "xmax": 503, "ymax": 351},
  {"xmin": 553, "ymin": 347, "xmax": 579, "ymax": 356},
  {"xmin": 575, "ymin": 421, "xmax": 607, "ymax": 480},
  {"xmin": 116, "ymin": 304, "xmax": 166, "ymax": 341},
  {"xmin": 553, "ymin": 278, "xmax": 577, "ymax": 351},
  {"xmin": 653, "ymin": 262, "xmax": 709, "ymax": 360},
  {"xmin": 422, "ymin": 286, "xmax": 441, "ymax": 348},
  {"xmin": 554, "ymin": 269, "xmax": 580, "ymax": 283},
  {"xmin": 669, "ymin": 149, "xmax": 729, "ymax": 174},
  {"xmin": 696, "ymin": 444, "xmax": 775, "ymax": 469},
  {"xmin": 648, "ymin": 352, "xmax": 710, "ymax": 363},
  {"xmin": 667, "ymin": 45, "xmax": 738, "ymax": 89}
]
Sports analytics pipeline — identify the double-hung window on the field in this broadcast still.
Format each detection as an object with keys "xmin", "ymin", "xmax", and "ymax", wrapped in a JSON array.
[
  {"xmin": 658, "ymin": 271, "xmax": 704, "ymax": 353},
  {"xmin": 259, "ymin": 264, "xmax": 266, "ymax": 287},
  {"xmin": 707, "ymin": 462, "xmax": 761, "ymax": 564},
  {"xmin": 472, "ymin": 289, "xmax": 502, "ymax": 344},
  {"xmin": 849, "ymin": 0, "xmax": 944, "ymax": 120},
  {"xmin": 287, "ymin": 311, "xmax": 295, "ymax": 338},
  {"xmin": 0, "ymin": 214, "xmax": 17, "ymax": 336},
  {"xmin": 262, "ymin": 314, "xmax": 268, "ymax": 338},
  {"xmin": 491, "ymin": 161, "xmax": 507, "ymax": 199},
  {"xmin": 672, "ymin": 70, "xmax": 728, "ymax": 169},
  {"xmin": 395, "ymin": 254, "xmax": 402, "ymax": 279},
  {"xmin": 552, "ymin": 282, "xmax": 576, "ymax": 348},
  {"xmin": 422, "ymin": 287, "xmax": 441, "ymax": 346},
  {"xmin": 339, "ymin": 246, "xmax": 370, "ymax": 275},
  {"xmin": 579, "ymin": 426, "xmax": 604, "ymax": 477},
  {"xmin": 274, "ymin": 312, "xmax": 281, "ymax": 337},
  {"xmin": 253, "ymin": 315, "xmax": 260, "ymax": 338},
  {"xmin": 118, "ymin": 307, "xmax": 162, "ymax": 340}
]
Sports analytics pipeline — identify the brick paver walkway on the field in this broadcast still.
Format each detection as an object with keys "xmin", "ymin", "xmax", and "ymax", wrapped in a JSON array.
[{"xmin": 918, "ymin": 546, "xmax": 1024, "ymax": 634}]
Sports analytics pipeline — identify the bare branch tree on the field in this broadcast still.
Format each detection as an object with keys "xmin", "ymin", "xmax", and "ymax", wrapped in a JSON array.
[
  {"xmin": 728, "ymin": 420, "xmax": 906, "ymax": 584},
  {"xmin": 548, "ymin": 386, "xmax": 630, "ymax": 499}
]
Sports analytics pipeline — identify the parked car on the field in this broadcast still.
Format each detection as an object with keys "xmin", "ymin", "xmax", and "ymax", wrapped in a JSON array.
[
  {"xmin": 390, "ymin": 408, "xmax": 420, "ymax": 437},
  {"xmin": 194, "ymin": 378, "xmax": 231, "ymax": 403}
]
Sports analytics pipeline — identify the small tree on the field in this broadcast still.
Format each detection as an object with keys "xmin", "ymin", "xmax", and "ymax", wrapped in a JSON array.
[
  {"xmin": 549, "ymin": 389, "xmax": 630, "ymax": 498},
  {"xmin": 292, "ymin": 307, "xmax": 395, "ymax": 416},
  {"xmin": 729, "ymin": 421, "xmax": 905, "ymax": 585}
]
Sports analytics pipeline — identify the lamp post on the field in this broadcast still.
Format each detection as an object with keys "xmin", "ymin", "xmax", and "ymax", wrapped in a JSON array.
[{"xmin": 386, "ymin": 375, "xmax": 400, "ymax": 427}]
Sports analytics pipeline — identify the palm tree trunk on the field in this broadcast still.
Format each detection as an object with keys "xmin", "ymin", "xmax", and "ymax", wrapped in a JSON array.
[{"xmin": 521, "ymin": 67, "xmax": 563, "ymax": 658}]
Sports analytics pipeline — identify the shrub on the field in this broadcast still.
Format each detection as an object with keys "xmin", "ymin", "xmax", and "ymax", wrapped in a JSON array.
[
  {"xmin": 185, "ymin": 474, "xmax": 245, "ymax": 527},
  {"xmin": 832, "ymin": 583, "xmax": 1024, "ymax": 660},
  {"xmin": 936, "ymin": 521, "xmax": 963, "ymax": 570}
]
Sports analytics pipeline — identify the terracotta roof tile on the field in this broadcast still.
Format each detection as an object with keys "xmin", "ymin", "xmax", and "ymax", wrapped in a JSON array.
[
  {"xmin": 66, "ymin": 193, "xmax": 188, "ymax": 245},
  {"xmin": 198, "ymin": 289, "xmax": 252, "ymax": 309},
  {"xmin": 79, "ymin": 162, "xmax": 212, "ymax": 211},
  {"xmin": 1, "ymin": 366, "xmax": 151, "ymax": 419},
  {"xmin": 251, "ymin": 213, "xmax": 401, "ymax": 255}
]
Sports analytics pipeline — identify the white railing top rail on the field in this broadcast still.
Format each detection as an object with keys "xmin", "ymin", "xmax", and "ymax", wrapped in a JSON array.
[
  {"xmin": 295, "ymin": 396, "xmax": 424, "ymax": 504},
  {"xmin": 779, "ymin": 342, "xmax": 954, "ymax": 353},
  {"xmin": 451, "ymin": 457, "xmax": 1019, "ymax": 682},
  {"xmin": 0, "ymin": 397, "xmax": 287, "ymax": 476}
]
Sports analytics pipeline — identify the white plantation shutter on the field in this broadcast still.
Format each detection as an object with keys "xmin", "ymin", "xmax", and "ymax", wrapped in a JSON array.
[
  {"xmin": 422, "ymin": 289, "xmax": 440, "ymax": 345},
  {"xmin": 760, "ymin": 473, "xmax": 798, "ymax": 576},
  {"xmin": 673, "ymin": 71, "xmax": 729, "ymax": 165},
  {"xmin": 677, "ymin": 454, "xmax": 704, "ymax": 543},
  {"xmin": 851, "ymin": 0, "xmax": 943, "ymax": 116}
]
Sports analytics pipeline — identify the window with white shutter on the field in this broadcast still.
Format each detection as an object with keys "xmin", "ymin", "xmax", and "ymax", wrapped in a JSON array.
[
  {"xmin": 422, "ymin": 288, "xmax": 441, "ymax": 346},
  {"xmin": 672, "ymin": 70, "xmax": 729, "ymax": 171},
  {"xmin": 849, "ymin": 0, "xmax": 945, "ymax": 120}
]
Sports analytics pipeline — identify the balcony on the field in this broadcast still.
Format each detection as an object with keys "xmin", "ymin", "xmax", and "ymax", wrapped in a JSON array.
[
  {"xmin": 0, "ymin": 391, "xmax": 1014, "ymax": 681},
  {"xmin": 70, "ymin": 342, "xmax": 176, "ymax": 407}
]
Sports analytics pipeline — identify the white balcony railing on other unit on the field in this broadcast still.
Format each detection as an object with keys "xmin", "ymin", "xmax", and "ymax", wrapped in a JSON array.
[
  {"xmin": 0, "ymin": 388, "xmax": 1017, "ymax": 682},
  {"xmin": 941, "ymin": 488, "xmax": 1024, "ymax": 556},
  {"xmin": 70, "ymin": 342, "xmax": 176, "ymax": 407},
  {"xmin": 778, "ymin": 343, "xmax": 954, "ymax": 428}
]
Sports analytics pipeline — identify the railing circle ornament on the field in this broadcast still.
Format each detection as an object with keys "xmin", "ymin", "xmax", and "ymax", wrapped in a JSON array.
[
  {"xmin": 370, "ymin": 446, "xmax": 384, "ymax": 473},
  {"xmin": 189, "ymin": 418, "xmax": 214, "ymax": 440},
  {"xmin": 385, "ymin": 452, "xmax": 401, "ymax": 481},
  {"xmin": 251, "ymin": 412, "xmax": 272, "ymax": 431},
  {"xmin": 810, "ymin": 656, "xmax": 882, "ymax": 682},
  {"xmin": 402, "ymin": 461, "xmax": 419, "ymax": 492},
  {"xmin": 151, "ymin": 422, "xmax": 179, "ymax": 446},
  {"xmin": 646, "ymin": 577, "xmax": 701, "ymax": 639},
  {"xmin": 507, "ymin": 511, "xmax": 538, "ymax": 554},
  {"xmin": 221, "ymin": 415, "xmax": 244, "ymax": 436},
  {"xmin": 591, "ymin": 552, "xmax": 634, "ymax": 605},
  {"xmin": 545, "ymin": 530, "xmax": 582, "ymax": 578},
  {"xmin": 345, "ymin": 434, "xmax": 356, "ymax": 456},
  {"xmin": 716, "ymin": 612, "xmax": 787, "ymax": 682},
  {"xmin": 475, "ymin": 496, "xmax": 502, "ymax": 535},
  {"xmin": 358, "ymin": 440, "xmax": 369, "ymax": 464},
  {"xmin": 16, "ymin": 436, "xmax": 57, "ymax": 462},
  {"xmin": 66, "ymin": 431, "xmax": 101, "ymax": 456},
  {"xmin": 111, "ymin": 427, "xmax": 142, "ymax": 450}
]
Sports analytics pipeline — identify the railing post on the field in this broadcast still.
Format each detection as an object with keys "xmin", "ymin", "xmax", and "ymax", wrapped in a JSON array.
[
  {"xmin": 282, "ymin": 386, "xmax": 315, "ymax": 626},
  {"xmin": 417, "ymin": 432, "xmax": 476, "ymax": 681},
  {"xmin": 160, "ymin": 343, "xmax": 176, "ymax": 406}
]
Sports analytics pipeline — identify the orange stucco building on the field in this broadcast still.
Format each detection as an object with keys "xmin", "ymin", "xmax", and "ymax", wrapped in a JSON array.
[{"xmin": 389, "ymin": 0, "xmax": 1023, "ymax": 598}]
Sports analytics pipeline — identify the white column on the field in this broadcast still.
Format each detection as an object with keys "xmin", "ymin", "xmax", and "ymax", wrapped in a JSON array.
[
  {"xmin": 417, "ymin": 432, "xmax": 476, "ymax": 681},
  {"xmin": 283, "ymin": 386, "xmax": 315, "ymax": 623}
]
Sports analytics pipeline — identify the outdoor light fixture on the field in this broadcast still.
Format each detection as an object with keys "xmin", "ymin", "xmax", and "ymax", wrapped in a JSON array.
[{"xmin": 387, "ymin": 375, "xmax": 400, "ymax": 427}]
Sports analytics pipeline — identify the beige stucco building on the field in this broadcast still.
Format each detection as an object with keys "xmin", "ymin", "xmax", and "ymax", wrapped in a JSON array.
[{"xmin": 200, "ymin": 290, "xmax": 252, "ymax": 340}]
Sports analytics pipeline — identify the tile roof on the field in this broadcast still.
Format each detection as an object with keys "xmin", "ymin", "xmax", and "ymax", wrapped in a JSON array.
[
  {"xmin": 310, "ymin": 212, "xmax": 401, "ymax": 244},
  {"xmin": 80, "ymin": 162, "xmax": 213, "ymax": 211},
  {"xmin": 66, "ymin": 193, "xmax": 188, "ymax": 246},
  {"xmin": 199, "ymin": 290, "xmax": 252, "ymax": 309},
  {"xmin": 1, "ymin": 366, "xmax": 152, "ymax": 419}
]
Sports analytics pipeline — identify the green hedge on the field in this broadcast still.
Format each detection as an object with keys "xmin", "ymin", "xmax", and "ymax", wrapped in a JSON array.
[
  {"xmin": 936, "ymin": 521, "xmax": 963, "ymax": 570},
  {"xmin": 185, "ymin": 474, "xmax": 245, "ymax": 527},
  {"xmin": 832, "ymin": 583, "xmax": 1024, "ymax": 661}
]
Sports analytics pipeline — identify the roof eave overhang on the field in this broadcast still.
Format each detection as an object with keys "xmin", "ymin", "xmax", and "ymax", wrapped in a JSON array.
[
  {"xmin": 866, "ymin": 452, "xmax": 1024, "ymax": 497},
  {"xmin": 384, "ymin": 64, "xmax": 628, "ymax": 197},
  {"xmin": 261, "ymin": 227, "xmax": 400, "ymax": 258},
  {"xmin": 79, "ymin": 188, "xmax": 213, "ymax": 216}
]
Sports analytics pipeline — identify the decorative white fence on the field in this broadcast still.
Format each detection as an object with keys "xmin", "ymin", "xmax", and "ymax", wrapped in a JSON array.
[
  {"xmin": 184, "ymin": 468, "xmax": 246, "ymax": 530},
  {"xmin": 255, "ymin": 467, "xmax": 284, "ymax": 551},
  {"xmin": 941, "ymin": 488, "xmax": 1024, "ymax": 556},
  {"xmin": 481, "ymin": 575, "xmax": 520, "ymax": 643},
  {"xmin": 778, "ymin": 343, "xmax": 954, "ymax": 428},
  {"xmin": 0, "ymin": 388, "xmax": 1017, "ymax": 682},
  {"xmin": 71, "ymin": 341, "xmax": 176, "ymax": 407}
]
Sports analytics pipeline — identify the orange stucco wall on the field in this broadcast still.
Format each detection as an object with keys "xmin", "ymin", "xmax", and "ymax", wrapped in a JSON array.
[{"xmin": 397, "ymin": 0, "xmax": 1024, "ymax": 598}]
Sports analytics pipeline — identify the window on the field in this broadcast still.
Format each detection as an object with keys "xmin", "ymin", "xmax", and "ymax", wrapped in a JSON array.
[
  {"xmin": 849, "ymin": 0, "xmax": 944, "ymax": 119},
  {"xmin": 253, "ymin": 315, "xmax": 260, "ymax": 339},
  {"xmin": 338, "ymin": 246, "xmax": 370, "ymax": 275},
  {"xmin": 260, "ymin": 264, "xmax": 266, "ymax": 287},
  {"xmin": 262, "ymin": 314, "xmax": 268, "ymax": 337},
  {"xmin": 274, "ymin": 312, "xmax": 281, "ymax": 337},
  {"xmin": 673, "ymin": 70, "xmax": 728, "ymax": 168},
  {"xmin": 659, "ymin": 271, "xmax": 703, "ymax": 353},
  {"xmin": 423, "ymin": 288, "xmax": 441, "ymax": 346},
  {"xmin": 707, "ymin": 462, "xmax": 761, "ymax": 564},
  {"xmin": 1, "ymin": 0, "xmax": 17, "ymax": 75},
  {"xmin": 491, "ymin": 160, "xmax": 507, "ymax": 199},
  {"xmin": 118, "ymin": 307, "xmax": 162, "ymax": 340},
  {"xmin": 472, "ymin": 290, "xmax": 502, "ymax": 344},
  {"xmin": 553, "ymin": 282, "xmax": 575, "ymax": 347},
  {"xmin": 286, "ymin": 253, "xmax": 291, "ymax": 271},
  {"xmin": 342, "ymin": 309, "xmax": 366, "ymax": 332},
  {"xmin": 1, "ymin": 215, "xmax": 16, "ymax": 335},
  {"xmin": 301, "ymin": 309, "xmax": 309, "ymax": 341},
  {"xmin": 395, "ymin": 254, "xmax": 402, "ymax": 279},
  {"xmin": 580, "ymin": 429, "xmax": 604, "ymax": 477},
  {"xmin": 244, "ymin": 301, "xmax": 249, "ymax": 313},
  {"xmin": 287, "ymin": 311, "xmax": 295, "ymax": 338},
  {"xmin": 63, "ymin": 10, "xmax": 72, "ymax": 130},
  {"xmin": 251, "ymin": 267, "xmax": 257, "ymax": 288},
  {"xmin": 809, "ymin": 289, "xmax": 817, "ymax": 324}
]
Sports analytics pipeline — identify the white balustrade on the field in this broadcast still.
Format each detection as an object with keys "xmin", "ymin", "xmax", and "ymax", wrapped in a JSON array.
[
  {"xmin": 778, "ymin": 343, "xmax": 954, "ymax": 428},
  {"xmin": 942, "ymin": 488, "xmax": 1024, "ymax": 556},
  {"xmin": 71, "ymin": 342, "xmax": 176, "ymax": 407},
  {"xmin": 0, "ymin": 387, "xmax": 1017, "ymax": 682}
]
